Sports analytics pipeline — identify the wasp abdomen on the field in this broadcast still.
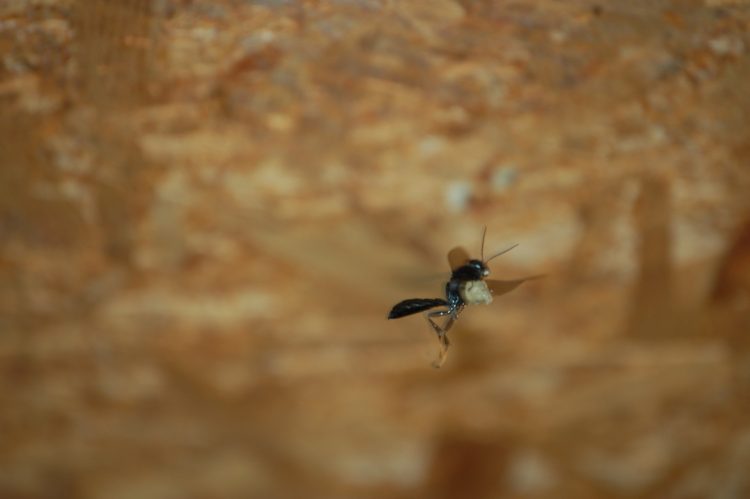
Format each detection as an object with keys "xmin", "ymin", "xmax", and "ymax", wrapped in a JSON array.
[{"xmin": 388, "ymin": 298, "xmax": 448, "ymax": 319}]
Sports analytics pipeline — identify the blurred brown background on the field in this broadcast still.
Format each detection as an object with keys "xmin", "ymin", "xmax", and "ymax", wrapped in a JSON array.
[{"xmin": 2, "ymin": 1, "xmax": 750, "ymax": 498}]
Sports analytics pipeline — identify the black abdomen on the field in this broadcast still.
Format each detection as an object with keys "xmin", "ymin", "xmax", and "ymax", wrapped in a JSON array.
[{"xmin": 388, "ymin": 298, "xmax": 447, "ymax": 319}]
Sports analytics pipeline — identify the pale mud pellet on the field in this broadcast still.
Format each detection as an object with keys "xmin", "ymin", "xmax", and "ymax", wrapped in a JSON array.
[{"xmin": 460, "ymin": 280, "xmax": 494, "ymax": 305}]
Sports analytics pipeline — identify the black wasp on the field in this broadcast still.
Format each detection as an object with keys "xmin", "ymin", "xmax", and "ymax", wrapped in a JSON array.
[{"xmin": 388, "ymin": 227, "xmax": 539, "ymax": 368}]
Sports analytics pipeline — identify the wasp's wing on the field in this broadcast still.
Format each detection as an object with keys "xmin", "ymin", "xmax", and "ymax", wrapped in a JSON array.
[
  {"xmin": 447, "ymin": 246, "xmax": 471, "ymax": 271},
  {"xmin": 485, "ymin": 275, "xmax": 543, "ymax": 297}
]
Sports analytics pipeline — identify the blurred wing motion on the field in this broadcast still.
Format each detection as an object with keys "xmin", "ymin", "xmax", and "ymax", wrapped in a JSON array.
[
  {"xmin": 485, "ymin": 275, "xmax": 544, "ymax": 297},
  {"xmin": 388, "ymin": 298, "xmax": 448, "ymax": 319},
  {"xmin": 447, "ymin": 246, "xmax": 471, "ymax": 271}
]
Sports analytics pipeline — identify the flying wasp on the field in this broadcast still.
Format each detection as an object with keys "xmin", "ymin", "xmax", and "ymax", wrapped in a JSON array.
[{"xmin": 388, "ymin": 228, "xmax": 539, "ymax": 368}]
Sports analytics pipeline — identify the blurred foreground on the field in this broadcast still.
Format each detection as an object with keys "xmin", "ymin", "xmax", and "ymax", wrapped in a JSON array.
[{"xmin": 2, "ymin": 1, "xmax": 750, "ymax": 498}]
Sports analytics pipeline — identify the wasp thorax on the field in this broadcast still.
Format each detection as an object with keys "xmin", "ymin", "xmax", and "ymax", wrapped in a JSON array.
[{"xmin": 459, "ymin": 280, "xmax": 493, "ymax": 305}]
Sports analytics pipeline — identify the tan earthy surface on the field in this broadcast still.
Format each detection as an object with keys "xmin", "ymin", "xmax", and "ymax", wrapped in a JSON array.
[{"xmin": 2, "ymin": 1, "xmax": 750, "ymax": 498}]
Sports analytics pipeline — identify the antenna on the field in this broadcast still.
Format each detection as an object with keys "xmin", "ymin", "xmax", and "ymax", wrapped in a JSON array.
[
  {"xmin": 485, "ymin": 243, "xmax": 519, "ymax": 263},
  {"xmin": 480, "ymin": 226, "xmax": 487, "ymax": 261}
]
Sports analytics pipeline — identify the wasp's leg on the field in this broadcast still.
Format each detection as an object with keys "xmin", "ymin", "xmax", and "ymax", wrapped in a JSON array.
[
  {"xmin": 426, "ymin": 309, "xmax": 451, "ymax": 344},
  {"xmin": 426, "ymin": 309, "xmax": 456, "ymax": 368}
]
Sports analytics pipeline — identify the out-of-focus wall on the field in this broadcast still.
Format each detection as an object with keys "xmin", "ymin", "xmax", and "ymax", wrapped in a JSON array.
[{"xmin": 2, "ymin": 1, "xmax": 750, "ymax": 498}]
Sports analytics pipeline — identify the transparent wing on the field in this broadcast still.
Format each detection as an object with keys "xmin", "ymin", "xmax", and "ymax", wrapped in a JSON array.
[
  {"xmin": 447, "ymin": 246, "xmax": 471, "ymax": 271},
  {"xmin": 485, "ymin": 275, "xmax": 544, "ymax": 297}
]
